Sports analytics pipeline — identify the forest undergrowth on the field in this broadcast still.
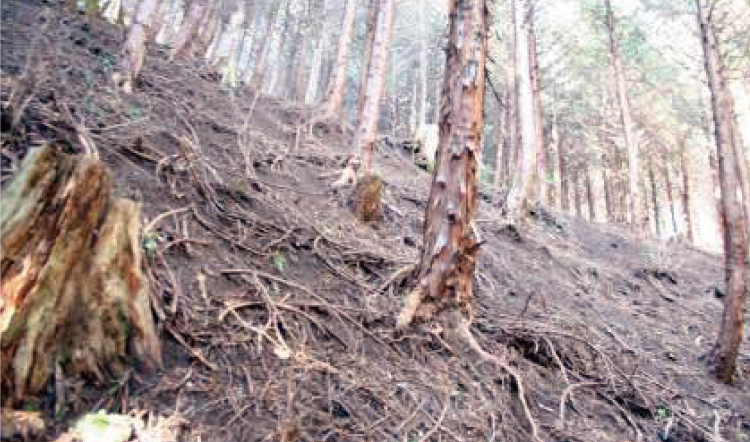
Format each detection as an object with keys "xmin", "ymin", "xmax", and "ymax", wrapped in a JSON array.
[{"xmin": 1, "ymin": 2, "xmax": 749, "ymax": 441}]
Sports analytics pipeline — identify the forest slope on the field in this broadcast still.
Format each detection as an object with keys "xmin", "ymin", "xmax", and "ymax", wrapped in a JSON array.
[{"xmin": 1, "ymin": 2, "xmax": 748, "ymax": 441}]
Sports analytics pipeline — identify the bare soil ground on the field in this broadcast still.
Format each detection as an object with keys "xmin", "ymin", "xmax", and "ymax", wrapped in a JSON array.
[{"xmin": 1, "ymin": 2, "xmax": 749, "ymax": 441}]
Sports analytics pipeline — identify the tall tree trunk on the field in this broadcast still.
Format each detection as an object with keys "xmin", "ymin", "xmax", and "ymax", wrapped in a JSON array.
[
  {"xmin": 505, "ymin": 0, "xmax": 537, "ymax": 216},
  {"xmin": 494, "ymin": 91, "xmax": 509, "ymax": 189},
  {"xmin": 357, "ymin": 0, "xmax": 379, "ymax": 118},
  {"xmin": 252, "ymin": 1, "xmax": 286, "ymax": 90},
  {"xmin": 573, "ymin": 167, "xmax": 582, "ymax": 218},
  {"xmin": 398, "ymin": 0, "xmax": 488, "ymax": 326},
  {"xmin": 419, "ymin": 0, "xmax": 429, "ymax": 128},
  {"xmin": 679, "ymin": 144, "xmax": 694, "ymax": 242},
  {"xmin": 267, "ymin": 0, "xmax": 294, "ymax": 95},
  {"xmin": 334, "ymin": 0, "xmax": 395, "ymax": 185},
  {"xmin": 585, "ymin": 160, "xmax": 595, "ymax": 222},
  {"xmin": 528, "ymin": 6, "xmax": 545, "ymax": 202},
  {"xmin": 559, "ymin": 138, "xmax": 569, "ymax": 212},
  {"xmin": 286, "ymin": 9, "xmax": 304, "ymax": 100},
  {"xmin": 648, "ymin": 157, "xmax": 661, "ymax": 237},
  {"xmin": 604, "ymin": 0, "xmax": 642, "ymax": 234},
  {"xmin": 696, "ymin": 0, "xmax": 748, "ymax": 383},
  {"xmin": 318, "ymin": 0, "xmax": 357, "ymax": 118},
  {"xmin": 507, "ymin": 0, "xmax": 520, "ymax": 192},
  {"xmin": 305, "ymin": 36, "xmax": 325, "ymax": 105},
  {"xmin": 663, "ymin": 162, "xmax": 679, "ymax": 235},
  {"xmin": 602, "ymin": 163, "xmax": 613, "ymax": 220},
  {"xmin": 169, "ymin": 0, "xmax": 206, "ymax": 60}
]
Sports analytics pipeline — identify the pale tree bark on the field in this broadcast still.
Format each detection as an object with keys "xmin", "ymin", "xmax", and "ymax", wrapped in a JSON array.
[
  {"xmin": 546, "ymin": 97, "xmax": 560, "ymax": 207},
  {"xmin": 686, "ymin": 135, "xmax": 722, "ymax": 251},
  {"xmin": 573, "ymin": 166, "xmax": 583, "ymax": 218},
  {"xmin": 559, "ymin": 137, "xmax": 570, "ymax": 212},
  {"xmin": 252, "ymin": 1, "xmax": 286, "ymax": 89},
  {"xmin": 155, "ymin": 0, "xmax": 184, "ymax": 46},
  {"xmin": 505, "ymin": 0, "xmax": 538, "ymax": 217},
  {"xmin": 507, "ymin": 0, "xmax": 520, "ymax": 190},
  {"xmin": 528, "ymin": 5, "xmax": 546, "ymax": 202},
  {"xmin": 357, "ymin": 0, "xmax": 379, "ymax": 119},
  {"xmin": 305, "ymin": 0, "xmax": 327, "ymax": 106},
  {"xmin": 169, "ymin": 0, "xmax": 206, "ymax": 60},
  {"xmin": 267, "ymin": 0, "xmax": 295, "ymax": 95},
  {"xmin": 648, "ymin": 156, "xmax": 661, "ymax": 237},
  {"xmin": 334, "ymin": 0, "xmax": 395, "ymax": 186},
  {"xmin": 419, "ymin": 0, "xmax": 429, "ymax": 128},
  {"xmin": 679, "ymin": 142, "xmax": 694, "ymax": 242},
  {"xmin": 663, "ymin": 161, "xmax": 679, "ymax": 235},
  {"xmin": 696, "ymin": 0, "xmax": 748, "ymax": 383},
  {"xmin": 584, "ymin": 161, "xmax": 596, "ymax": 221},
  {"xmin": 398, "ymin": 0, "xmax": 488, "ymax": 326},
  {"xmin": 604, "ymin": 0, "xmax": 642, "ymax": 235},
  {"xmin": 221, "ymin": 3, "xmax": 246, "ymax": 89},
  {"xmin": 602, "ymin": 157, "xmax": 613, "ymax": 220},
  {"xmin": 113, "ymin": 0, "xmax": 162, "ymax": 93},
  {"xmin": 318, "ymin": 0, "xmax": 357, "ymax": 117},
  {"xmin": 493, "ymin": 89, "xmax": 509, "ymax": 189}
]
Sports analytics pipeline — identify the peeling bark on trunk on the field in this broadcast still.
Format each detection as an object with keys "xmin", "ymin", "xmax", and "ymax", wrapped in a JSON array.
[
  {"xmin": 1, "ymin": 147, "xmax": 161, "ymax": 401},
  {"xmin": 696, "ymin": 0, "xmax": 747, "ymax": 382},
  {"xmin": 398, "ymin": 0, "xmax": 488, "ymax": 326}
]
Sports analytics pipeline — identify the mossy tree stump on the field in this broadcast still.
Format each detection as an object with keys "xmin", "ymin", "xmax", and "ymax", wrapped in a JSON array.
[{"xmin": 1, "ymin": 146, "xmax": 161, "ymax": 403}]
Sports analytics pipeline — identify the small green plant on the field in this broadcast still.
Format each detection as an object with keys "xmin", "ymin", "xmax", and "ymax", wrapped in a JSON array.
[
  {"xmin": 142, "ymin": 233, "xmax": 158, "ymax": 261},
  {"xmin": 271, "ymin": 252, "xmax": 287, "ymax": 273}
]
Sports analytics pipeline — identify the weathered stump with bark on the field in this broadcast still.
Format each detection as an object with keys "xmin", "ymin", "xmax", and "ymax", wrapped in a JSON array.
[{"xmin": 1, "ymin": 146, "xmax": 161, "ymax": 403}]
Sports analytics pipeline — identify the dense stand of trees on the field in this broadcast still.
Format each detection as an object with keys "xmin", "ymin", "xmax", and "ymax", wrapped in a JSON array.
[{"xmin": 79, "ymin": 0, "xmax": 749, "ymax": 380}]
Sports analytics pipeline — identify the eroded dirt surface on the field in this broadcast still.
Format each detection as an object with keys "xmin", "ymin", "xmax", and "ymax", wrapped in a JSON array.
[{"xmin": 1, "ymin": 2, "xmax": 749, "ymax": 441}]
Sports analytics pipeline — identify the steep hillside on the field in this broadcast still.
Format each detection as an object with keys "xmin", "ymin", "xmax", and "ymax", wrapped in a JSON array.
[{"xmin": 1, "ymin": 2, "xmax": 748, "ymax": 442}]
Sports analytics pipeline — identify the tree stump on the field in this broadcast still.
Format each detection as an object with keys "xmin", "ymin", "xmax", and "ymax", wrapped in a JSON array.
[
  {"xmin": 350, "ymin": 175, "xmax": 384, "ymax": 224},
  {"xmin": 1, "ymin": 146, "xmax": 161, "ymax": 403}
]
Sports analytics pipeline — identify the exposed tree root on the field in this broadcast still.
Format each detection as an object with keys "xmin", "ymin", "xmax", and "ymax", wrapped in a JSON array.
[{"xmin": 452, "ymin": 312, "xmax": 543, "ymax": 442}]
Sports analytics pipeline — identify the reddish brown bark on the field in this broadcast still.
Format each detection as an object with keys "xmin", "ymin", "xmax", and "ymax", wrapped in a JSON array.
[
  {"xmin": 398, "ymin": 0, "xmax": 488, "ymax": 326},
  {"xmin": 697, "ymin": 0, "xmax": 747, "ymax": 382}
]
